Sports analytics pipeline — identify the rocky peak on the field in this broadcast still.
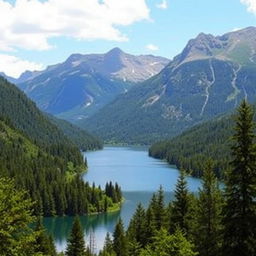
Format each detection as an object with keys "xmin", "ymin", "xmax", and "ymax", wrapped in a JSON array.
[{"xmin": 177, "ymin": 33, "xmax": 223, "ymax": 64}]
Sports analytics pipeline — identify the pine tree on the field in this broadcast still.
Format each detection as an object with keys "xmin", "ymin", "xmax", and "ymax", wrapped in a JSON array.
[
  {"xmin": 144, "ymin": 205, "xmax": 156, "ymax": 244},
  {"xmin": 169, "ymin": 170, "xmax": 191, "ymax": 235},
  {"xmin": 195, "ymin": 160, "xmax": 222, "ymax": 256},
  {"xmin": 139, "ymin": 229, "xmax": 197, "ymax": 256},
  {"xmin": 99, "ymin": 232, "xmax": 115, "ymax": 256},
  {"xmin": 127, "ymin": 203, "xmax": 146, "ymax": 247},
  {"xmin": 34, "ymin": 219, "xmax": 57, "ymax": 256},
  {"xmin": 154, "ymin": 186, "xmax": 167, "ymax": 230},
  {"xmin": 222, "ymin": 100, "xmax": 256, "ymax": 256},
  {"xmin": 0, "ymin": 177, "xmax": 40, "ymax": 255},
  {"xmin": 113, "ymin": 219, "xmax": 128, "ymax": 256},
  {"xmin": 66, "ymin": 216, "xmax": 86, "ymax": 256}
]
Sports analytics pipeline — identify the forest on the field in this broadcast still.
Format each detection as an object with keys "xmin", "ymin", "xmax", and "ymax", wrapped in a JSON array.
[
  {"xmin": 0, "ymin": 77, "xmax": 122, "ymax": 217},
  {"xmin": 149, "ymin": 112, "xmax": 235, "ymax": 179},
  {"xmin": 1, "ymin": 99, "xmax": 256, "ymax": 256}
]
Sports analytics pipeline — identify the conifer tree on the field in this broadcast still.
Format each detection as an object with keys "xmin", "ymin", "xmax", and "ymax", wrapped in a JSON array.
[
  {"xmin": 127, "ymin": 203, "xmax": 146, "ymax": 247},
  {"xmin": 154, "ymin": 186, "xmax": 167, "ymax": 230},
  {"xmin": 139, "ymin": 229, "xmax": 197, "ymax": 256},
  {"xmin": 195, "ymin": 160, "xmax": 222, "ymax": 256},
  {"xmin": 144, "ymin": 205, "xmax": 156, "ymax": 244},
  {"xmin": 169, "ymin": 170, "xmax": 191, "ymax": 235},
  {"xmin": 99, "ymin": 232, "xmax": 115, "ymax": 256},
  {"xmin": 222, "ymin": 100, "xmax": 256, "ymax": 256},
  {"xmin": 34, "ymin": 219, "xmax": 57, "ymax": 256},
  {"xmin": 66, "ymin": 216, "xmax": 86, "ymax": 256},
  {"xmin": 113, "ymin": 219, "xmax": 128, "ymax": 256},
  {"xmin": 0, "ymin": 178, "xmax": 40, "ymax": 255}
]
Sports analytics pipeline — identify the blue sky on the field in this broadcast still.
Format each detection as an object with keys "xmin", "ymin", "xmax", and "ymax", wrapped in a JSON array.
[{"xmin": 0, "ymin": 0, "xmax": 255, "ymax": 77}]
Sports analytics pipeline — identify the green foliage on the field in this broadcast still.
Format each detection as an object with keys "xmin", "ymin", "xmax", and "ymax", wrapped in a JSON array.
[
  {"xmin": 169, "ymin": 171, "xmax": 192, "ymax": 235},
  {"xmin": 0, "ymin": 77, "xmax": 84, "ymax": 166},
  {"xmin": 34, "ymin": 220, "xmax": 57, "ymax": 256},
  {"xmin": 0, "ymin": 178, "xmax": 41, "ymax": 256},
  {"xmin": 99, "ymin": 233, "xmax": 116, "ymax": 256},
  {"xmin": 66, "ymin": 216, "xmax": 87, "ymax": 256},
  {"xmin": 0, "ymin": 78, "xmax": 122, "ymax": 217},
  {"xmin": 150, "ymin": 186, "xmax": 167, "ymax": 231},
  {"xmin": 222, "ymin": 100, "xmax": 256, "ymax": 256},
  {"xmin": 0, "ymin": 117, "xmax": 122, "ymax": 216},
  {"xmin": 149, "ymin": 113, "xmax": 234, "ymax": 179},
  {"xmin": 113, "ymin": 219, "xmax": 128, "ymax": 256},
  {"xmin": 194, "ymin": 160, "xmax": 223, "ymax": 256},
  {"xmin": 127, "ymin": 203, "xmax": 146, "ymax": 248},
  {"xmin": 46, "ymin": 114, "xmax": 103, "ymax": 151},
  {"xmin": 139, "ymin": 229, "xmax": 197, "ymax": 256}
]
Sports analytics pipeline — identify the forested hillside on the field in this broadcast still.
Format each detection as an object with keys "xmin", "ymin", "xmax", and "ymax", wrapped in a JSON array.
[
  {"xmin": 149, "ymin": 111, "xmax": 236, "ymax": 178},
  {"xmin": 0, "ymin": 77, "xmax": 122, "ymax": 217},
  {"xmin": 46, "ymin": 114, "xmax": 103, "ymax": 151}
]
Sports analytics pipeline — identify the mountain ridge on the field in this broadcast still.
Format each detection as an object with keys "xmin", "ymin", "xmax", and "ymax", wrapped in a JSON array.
[
  {"xmin": 81, "ymin": 27, "xmax": 256, "ymax": 144},
  {"xmin": 14, "ymin": 48, "xmax": 169, "ymax": 121}
]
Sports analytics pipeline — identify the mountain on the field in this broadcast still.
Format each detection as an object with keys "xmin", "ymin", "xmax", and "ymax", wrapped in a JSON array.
[
  {"xmin": 0, "ymin": 70, "xmax": 38, "ymax": 84},
  {"xmin": 81, "ymin": 27, "xmax": 256, "ymax": 144},
  {"xmin": 16, "ymin": 48, "xmax": 169, "ymax": 122},
  {"xmin": 0, "ymin": 76, "xmax": 102, "ymax": 158},
  {"xmin": 0, "ymin": 72, "xmax": 18, "ymax": 84}
]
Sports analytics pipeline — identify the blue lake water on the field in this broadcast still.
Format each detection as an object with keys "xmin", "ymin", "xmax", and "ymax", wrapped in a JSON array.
[{"xmin": 44, "ymin": 146, "xmax": 201, "ymax": 253}]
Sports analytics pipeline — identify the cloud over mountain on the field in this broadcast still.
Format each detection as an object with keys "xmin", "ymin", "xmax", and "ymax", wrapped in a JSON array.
[{"xmin": 0, "ymin": 0, "xmax": 150, "ymax": 51}]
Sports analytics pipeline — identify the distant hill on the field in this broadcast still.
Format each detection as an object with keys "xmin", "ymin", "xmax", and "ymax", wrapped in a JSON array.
[
  {"xmin": 82, "ymin": 27, "xmax": 256, "ymax": 144},
  {"xmin": 46, "ymin": 114, "xmax": 102, "ymax": 151},
  {"xmin": 0, "ymin": 76, "xmax": 101, "ymax": 152},
  {"xmin": 0, "ymin": 76, "xmax": 84, "ymax": 163},
  {"xmin": 149, "ymin": 113, "xmax": 234, "ymax": 178},
  {"xmin": 15, "ymin": 48, "xmax": 169, "ymax": 122}
]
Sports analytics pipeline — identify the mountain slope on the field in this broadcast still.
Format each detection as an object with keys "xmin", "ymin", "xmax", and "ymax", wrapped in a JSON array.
[
  {"xmin": 46, "ymin": 114, "xmax": 102, "ymax": 151},
  {"xmin": 16, "ymin": 48, "xmax": 169, "ymax": 122},
  {"xmin": 0, "ymin": 77, "xmax": 121, "ymax": 217},
  {"xmin": 0, "ymin": 76, "xmax": 91, "ymax": 164},
  {"xmin": 82, "ymin": 27, "xmax": 256, "ymax": 144},
  {"xmin": 149, "ymin": 113, "xmax": 234, "ymax": 178},
  {"xmin": 0, "ymin": 116, "xmax": 120, "ymax": 217}
]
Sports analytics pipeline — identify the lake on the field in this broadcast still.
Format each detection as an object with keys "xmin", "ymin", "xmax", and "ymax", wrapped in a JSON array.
[{"xmin": 43, "ymin": 146, "xmax": 201, "ymax": 253}]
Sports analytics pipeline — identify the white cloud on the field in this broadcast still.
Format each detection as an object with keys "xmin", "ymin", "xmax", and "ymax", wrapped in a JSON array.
[
  {"xmin": 241, "ymin": 0, "xmax": 256, "ymax": 14},
  {"xmin": 156, "ymin": 0, "xmax": 168, "ymax": 9},
  {"xmin": 0, "ymin": 0, "xmax": 150, "ymax": 51},
  {"xmin": 0, "ymin": 54, "xmax": 43, "ymax": 78},
  {"xmin": 146, "ymin": 44, "xmax": 159, "ymax": 51}
]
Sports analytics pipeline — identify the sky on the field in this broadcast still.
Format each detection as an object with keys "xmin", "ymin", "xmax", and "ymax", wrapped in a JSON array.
[{"xmin": 0, "ymin": 0, "xmax": 256, "ymax": 78}]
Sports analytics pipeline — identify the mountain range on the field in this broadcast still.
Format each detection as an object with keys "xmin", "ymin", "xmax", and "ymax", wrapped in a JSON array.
[
  {"xmin": 81, "ymin": 27, "xmax": 256, "ymax": 144},
  {"xmin": 2, "ymin": 27, "xmax": 256, "ymax": 145},
  {"xmin": 14, "ymin": 48, "xmax": 169, "ymax": 121}
]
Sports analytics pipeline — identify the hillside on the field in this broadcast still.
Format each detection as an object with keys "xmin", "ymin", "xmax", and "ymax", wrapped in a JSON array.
[
  {"xmin": 149, "ymin": 113, "xmax": 235, "ymax": 178},
  {"xmin": 0, "ymin": 76, "xmax": 101, "ymax": 161},
  {"xmin": 16, "ymin": 48, "xmax": 169, "ymax": 122},
  {"xmin": 0, "ymin": 117, "xmax": 120, "ymax": 217},
  {"xmin": 46, "ymin": 114, "xmax": 103, "ymax": 151},
  {"xmin": 0, "ymin": 77, "xmax": 121, "ymax": 217},
  {"xmin": 82, "ymin": 27, "xmax": 256, "ymax": 144}
]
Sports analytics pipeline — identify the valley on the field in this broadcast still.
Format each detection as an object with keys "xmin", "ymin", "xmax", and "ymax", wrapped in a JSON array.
[
  {"xmin": 1, "ymin": 18, "xmax": 256, "ymax": 256},
  {"xmin": 45, "ymin": 146, "xmax": 201, "ymax": 253}
]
